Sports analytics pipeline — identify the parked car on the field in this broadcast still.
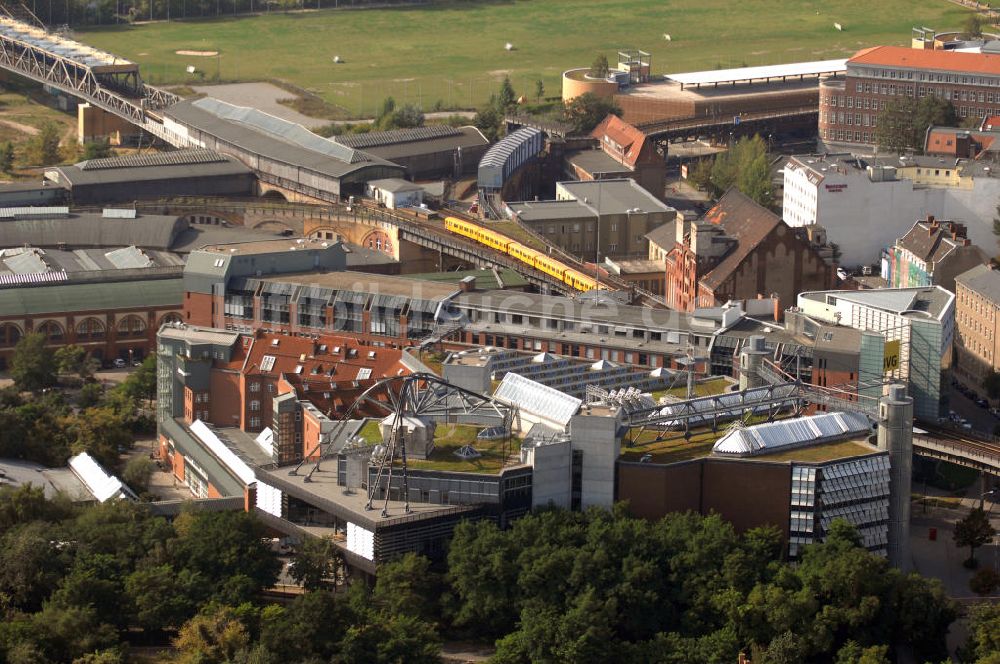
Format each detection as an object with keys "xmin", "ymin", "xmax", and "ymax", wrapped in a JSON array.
[{"xmin": 112, "ymin": 358, "xmax": 126, "ymax": 369}]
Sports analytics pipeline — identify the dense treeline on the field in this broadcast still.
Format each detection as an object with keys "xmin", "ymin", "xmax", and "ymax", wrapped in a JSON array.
[
  {"xmin": 3, "ymin": 491, "xmax": 992, "ymax": 664},
  {"xmin": 0, "ymin": 335, "xmax": 156, "ymax": 473},
  {"xmin": 0, "ymin": 491, "xmax": 444, "ymax": 663},
  {"xmin": 445, "ymin": 506, "xmax": 958, "ymax": 664}
]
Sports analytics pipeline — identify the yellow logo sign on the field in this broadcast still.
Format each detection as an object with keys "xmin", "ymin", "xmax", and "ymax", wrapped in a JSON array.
[{"xmin": 883, "ymin": 340, "xmax": 901, "ymax": 374}]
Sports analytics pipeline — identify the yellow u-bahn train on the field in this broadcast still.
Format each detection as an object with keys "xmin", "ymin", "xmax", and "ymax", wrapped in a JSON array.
[{"xmin": 444, "ymin": 216, "xmax": 602, "ymax": 292}]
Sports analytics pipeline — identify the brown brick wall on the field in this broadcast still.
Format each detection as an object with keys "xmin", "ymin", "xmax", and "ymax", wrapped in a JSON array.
[{"xmin": 618, "ymin": 458, "xmax": 792, "ymax": 541}]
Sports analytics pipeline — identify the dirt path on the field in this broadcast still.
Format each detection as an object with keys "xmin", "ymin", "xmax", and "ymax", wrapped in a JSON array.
[{"xmin": 0, "ymin": 117, "xmax": 39, "ymax": 136}]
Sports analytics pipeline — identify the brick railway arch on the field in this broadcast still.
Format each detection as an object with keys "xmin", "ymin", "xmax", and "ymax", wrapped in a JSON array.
[{"xmin": 251, "ymin": 219, "xmax": 298, "ymax": 234}]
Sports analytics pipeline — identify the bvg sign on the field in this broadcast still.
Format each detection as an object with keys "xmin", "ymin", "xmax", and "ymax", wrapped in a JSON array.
[{"xmin": 883, "ymin": 340, "xmax": 901, "ymax": 374}]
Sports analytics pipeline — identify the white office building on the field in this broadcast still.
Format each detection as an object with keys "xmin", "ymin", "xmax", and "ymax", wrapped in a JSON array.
[
  {"xmin": 782, "ymin": 154, "xmax": 1000, "ymax": 268},
  {"xmin": 797, "ymin": 287, "xmax": 955, "ymax": 420}
]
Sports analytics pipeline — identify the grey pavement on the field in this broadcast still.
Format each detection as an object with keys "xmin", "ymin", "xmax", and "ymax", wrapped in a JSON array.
[{"xmin": 190, "ymin": 82, "xmax": 330, "ymax": 129}]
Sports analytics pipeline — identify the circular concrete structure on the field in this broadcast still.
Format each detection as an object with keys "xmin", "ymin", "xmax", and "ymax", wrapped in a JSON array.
[{"xmin": 562, "ymin": 68, "xmax": 618, "ymax": 102}]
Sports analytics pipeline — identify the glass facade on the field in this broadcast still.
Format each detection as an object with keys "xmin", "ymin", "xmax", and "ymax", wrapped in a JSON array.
[{"xmin": 788, "ymin": 453, "xmax": 890, "ymax": 558}]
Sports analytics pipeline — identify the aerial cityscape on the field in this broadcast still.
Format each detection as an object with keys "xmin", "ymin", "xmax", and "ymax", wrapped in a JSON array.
[{"xmin": 0, "ymin": 0, "xmax": 997, "ymax": 662}]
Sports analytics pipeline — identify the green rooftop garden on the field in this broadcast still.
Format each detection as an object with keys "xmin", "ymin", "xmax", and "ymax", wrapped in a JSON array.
[
  {"xmin": 650, "ymin": 377, "xmax": 733, "ymax": 401},
  {"xmin": 355, "ymin": 420, "xmax": 518, "ymax": 474}
]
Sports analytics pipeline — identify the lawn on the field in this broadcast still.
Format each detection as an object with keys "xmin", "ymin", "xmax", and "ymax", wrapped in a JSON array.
[
  {"xmin": 74, "ymin": 0, "xmax": 970, "ymax": 118},
  {"xmin": 354, "ymin": 419, "xmax": 516, "ymax": 473},
  {"xmin": 651, "ymin": 376, "xmax": 732, "ymax": 401}
]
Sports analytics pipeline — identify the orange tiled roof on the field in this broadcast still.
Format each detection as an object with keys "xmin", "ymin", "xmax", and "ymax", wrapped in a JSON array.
[
  {"xmin": 982, "ymin": 116, "xmax": 1000, "ymax": 131},
  {"xmin": 849, "ymin": 45, "xmax": 1000, "ymax": 75},
  {"xmin": 591, "ymin": 115, "xmax": 648, "ymax": 169},
  {"xmin": 241, "ymin": 331, "xmax": 410, "ymax": 415}
]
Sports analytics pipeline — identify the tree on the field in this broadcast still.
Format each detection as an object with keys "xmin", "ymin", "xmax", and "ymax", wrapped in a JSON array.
[
  {"xmin": 121, "ymin": 456, "xmax": 154, "ymax": 495},
  {"xmin": 954, "ymin": 507, "xmax": 997, "ymax": 567},
  {"xmin": 377, "ymin": 103, "xmax": 424, "ymax": 131},
  {"xmin": 964, "ymin": 602, "xmax": 1000, "ymax": 662},
  {"xmin": 288, "ymin": 536, "xmax": 342, "ymax": 590},
  {"xmin": 125, "ymin": 564, "xmax": 205, "ymax": 630},
  {"xmin": 877, "ymin": 96, "xmax": 957, "ymax": 154},
  {"xmin": 171, "ymin": 511, "xmax": 281, "ymax": 601},
  {"xmin": 875, "ymin": 97, "xmax": 918, "ymax": 154},
  {"xmin": 54, "ymin": 345, "xmax": 87, "ymax": 378},
  {"xmin": 534, "ymin": 79, "xmax": 545, "ymax": 101},
  {"xmin": 10, "ymin": 333, "xmax": 56, "ymax": 392},
  {"xmin": 0, "ymin": 484, "xmax": 74, "ymax": 534},
  {"xmin": 969, "ymin": 567, "xmax": 1000, "ymax": 596},
  {"xmin": 0, "ymin": 141, "xmax": 14, "ymax": 173},
  {"xmin": 914, "ymin": 95, "xmax": 958, "ymax": 142},
  {"xmin": 81, "ymin": 140, "xmax": 111, "ymax": 161},
  {"xmin": 984, "ymin": 370, "xmax": 1000, "ymax": 401},
  {"xmin": 372, "ymin": 553, "xmax": 442, "ymax": 623},
  {"xmin": 174, "ymin": 604, "xmax": 252, "ymax": 664},
  {"xmin": 707, "ymin": 134, "xmax": 770, "ymax": 202},
  {"xmin": 77, "ymin": 383, "xmax": 104, "ymax": 409},
  {"xmin": 473, "ymin": 100, "xmax": 504, "ymax": 142},
  {"xmin": 965, "ymin": 13, "xmax": 985, "ymax": 39},
  {"xmin": 590, "ymin": 53, "xmax": 610, "ymax": 79},
  {"xmin": 563, "ymin": 92, "xmax": 622, "ymax": 134},
  {"xmin": 120, "ymin": 355, "xmax": 156, "ymax": 406},
  {"xmin": 498, "ymin": 76, "xmax": 517, "ymax": 111},
  {"xmin": 68, "ymin": 407, "xmax": 133, "ymax": 471},
  {"xmin": 378, "ymin": 96, "xmax": 396, "ymax": 121},
  {"xmin": 27, "ymin": 122, "xmax": 62, "ymax": 166}
]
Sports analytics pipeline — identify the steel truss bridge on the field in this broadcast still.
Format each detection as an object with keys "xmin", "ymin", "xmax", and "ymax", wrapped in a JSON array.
[
  {"xmin": 636, "ymin": 106, "xmax": 818, "ymax": 144},
  {"xmin": 0, "ymin": 10, "xmax": 179, "ymax": 141}
]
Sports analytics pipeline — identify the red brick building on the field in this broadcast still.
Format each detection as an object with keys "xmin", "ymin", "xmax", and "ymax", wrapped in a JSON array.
[
  {"xmin": 664, "ymin": 190, "xmax": 837, "ymax": 313},
  {"xmin": 821, "ymin": 46, "xmax": 1000, "ymax": 149},
  {"xmin": 0, "ymin": 278, "xmax": 182, "ymax": 369},
  {"xmin": 157, "ymin": 324, "xmax": 413, "ymax": 478}
]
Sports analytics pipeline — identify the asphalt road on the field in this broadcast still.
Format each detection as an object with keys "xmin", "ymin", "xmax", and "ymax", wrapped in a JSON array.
[{"xmin": 946, "ymin": 384, "xmax": 999, "ymax": 436}]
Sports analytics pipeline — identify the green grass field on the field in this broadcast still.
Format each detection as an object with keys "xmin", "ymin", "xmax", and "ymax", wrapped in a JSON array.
[{"xmin": 74, "ymin": 0, "xmax": 971, "ymax": 118}]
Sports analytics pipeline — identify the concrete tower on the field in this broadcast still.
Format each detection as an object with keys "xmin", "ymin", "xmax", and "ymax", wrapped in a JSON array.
[
  {"xmin": 739, "ymin": 336, "xmax": 769, "ymax": 390},
  {"xmin": 877, "ymin": 383, "xmax": 913, "ymax": 570}
]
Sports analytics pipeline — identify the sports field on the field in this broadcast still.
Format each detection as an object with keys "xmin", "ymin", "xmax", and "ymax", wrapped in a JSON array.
[{"xmin": 76, "ymin": 0, "xmax": 971, "ymax": 118}]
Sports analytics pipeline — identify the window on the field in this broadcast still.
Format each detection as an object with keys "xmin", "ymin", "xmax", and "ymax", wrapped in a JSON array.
[{"xmin": 250, "ymin": 400, "xmax": 260, "ymax": 411}]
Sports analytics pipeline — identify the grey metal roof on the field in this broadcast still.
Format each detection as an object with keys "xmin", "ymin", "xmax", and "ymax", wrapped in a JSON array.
[
  {"xmin": 368, "ymin": 178, "xmax": 424, "ymax": 194},
  {"xmin": 558, "ymin": 178, "xmax": 675, "ymax": 215},
  {"xmin": 193, "ymin": 98, "xmax": 368, "ymax": 164},
  {"xmin": 801, "ymin": 287, "xmax": 953, "ymax": 319},
  {"xmin": 3, "ymin": 249, "xmax": 48, "ymax": 274},
  {"xmin": 334, "ymin": 125, "xmax": 461, "ymax": 149},
  {"xmin": 52, "ymin": 154, "xmax": 252, "ymax": 188},
  {"xmin": 508, "ymin": 199, "xmax": 595, "ymax": 222},
  {"xmin": 77, "ymin": 149, "xmax": 228, "ymax": 171},
  {"xmin": 357, "ymin": 126, "xmax": 489, "ymax": 162},
  {"xmin": 712, "ymin": 411, "xmax": 872, "ymax": 457},
  {"xmin": 0, "ymin": 214, "xmax": 186, "ymax": 250},
  {"xmin": 956, "ymin": 264, "xmax": 1000, "ymax": 304},
  {"xmin": 104, "ymin": 246, "xmax": 154, "ymax": 269},
  {"xmin": 565, "ymin": 149, "xmax": 632, "ymax": 175},
  {"xmin": 0, "ymin": 457, "xmax": 90, "ymax": 501},
  {"xmin": 0, "ymin": 278, "xmax": 181, "ymax": 316},
  {"xmin": 166, "ymin": 100, "xmax": 403, "ymax": 180},
  {"xmin": 480, "ymin": 127, "xmax": 542, "ymax": 170},
  {"xmin": 645, "ymin": 220, "xmax": 678, "ymax": 248}
]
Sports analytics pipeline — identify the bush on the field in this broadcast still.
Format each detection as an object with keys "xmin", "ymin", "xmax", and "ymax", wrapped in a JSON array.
[{"xmin": 970, "ymin": 567, "xmax": 1000, "ymax": 596}]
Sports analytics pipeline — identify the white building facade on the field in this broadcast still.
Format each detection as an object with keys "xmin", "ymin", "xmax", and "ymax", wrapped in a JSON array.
[
  {"xmin": 797, "ymin": 287, "xmax": 955, "ymax": 420},
  {"xmin": 782, "ymin": 155, "xmax": 1000, "ymax": 268}
]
